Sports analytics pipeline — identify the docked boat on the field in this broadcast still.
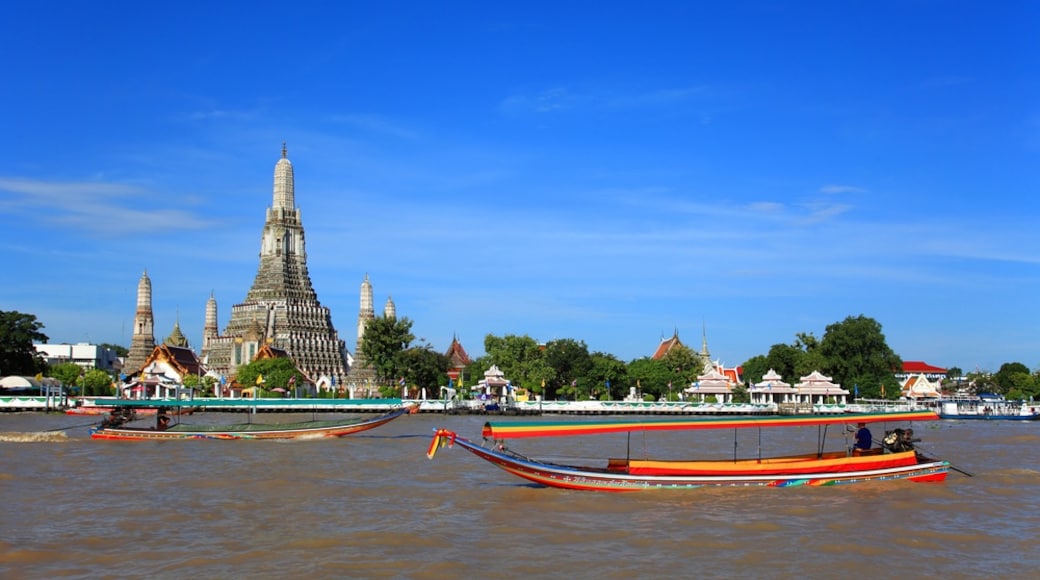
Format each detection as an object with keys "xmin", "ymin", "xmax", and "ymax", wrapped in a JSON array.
[
  {"xmin": 90, "ymin": 405, "xmax": 414, "ymax": 440},
  {"xmin": 937, "ymin": 394, "xmax": 1040, "ymax": 420},
  {"xmin": 67, "ymin": 405, "xmax": 195, "ymax": 417},
  {"xmin": 427, "ymin": 411, "xmax": 949, "ymax": 491}
]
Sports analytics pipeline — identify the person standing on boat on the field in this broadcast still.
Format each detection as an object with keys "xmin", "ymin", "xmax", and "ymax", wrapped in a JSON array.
[{"xmin": 853, "ymin": 422, "xmax": 872, "ymax": 453}]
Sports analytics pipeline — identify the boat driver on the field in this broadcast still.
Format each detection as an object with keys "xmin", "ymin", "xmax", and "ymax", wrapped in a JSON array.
[
  {"xmin": 901, "ymin": 428, "xmax": 915, "ymax": 451},
  {"xmin": 101, "ymin": 409, "xmax": 126, "ymax": 429}
]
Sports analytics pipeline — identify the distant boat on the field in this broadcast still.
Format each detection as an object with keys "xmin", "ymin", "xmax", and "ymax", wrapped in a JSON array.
[
  {"xmin": 90, "ymin": 405, "xmax": 414, "ymax": 440},
  {"xmin": 67, "ymin": 405, "xmax": 194, "ymax": 417},
  {"xmin": 427, "ymin": 411, "xmax": 949, "ymax": 491},
  {"xmin": 938, "ymin": 394, "xmax": 1040, "ymax": 421}
]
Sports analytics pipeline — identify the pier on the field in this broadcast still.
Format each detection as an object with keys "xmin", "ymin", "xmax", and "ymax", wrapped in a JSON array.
[{"xmin": 5, "ymin": 396, "xmax": 887, "ymax": 416}]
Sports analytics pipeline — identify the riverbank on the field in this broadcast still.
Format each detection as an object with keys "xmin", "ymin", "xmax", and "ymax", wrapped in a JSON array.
[{"xmin": 3, "ymin": 395, "xmax": 900, "ymax": 415}]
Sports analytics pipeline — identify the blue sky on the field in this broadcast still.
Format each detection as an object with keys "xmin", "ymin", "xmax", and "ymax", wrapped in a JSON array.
[{"xmin": 2, "ymin": 1, "xmax": 1037, "ymax": 374}]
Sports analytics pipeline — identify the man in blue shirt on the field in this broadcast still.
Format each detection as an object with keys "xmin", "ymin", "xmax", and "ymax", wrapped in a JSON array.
[{"xmin": 853, "ymin": 422, "xmax": 873, "ymax": 453}]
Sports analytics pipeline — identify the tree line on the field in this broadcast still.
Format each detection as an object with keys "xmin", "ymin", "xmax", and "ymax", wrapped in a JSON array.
[
  {"xmin": 357, "ymin": 313, "xmax": 1040, "ymax": 401},
  {"xmin": 3, "ymin": 309, "xmax": 1038, "ymax": 401}
]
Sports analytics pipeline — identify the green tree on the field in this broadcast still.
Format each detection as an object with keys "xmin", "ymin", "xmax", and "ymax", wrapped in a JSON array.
[
  {"xmin": 0, "ymin": 310, "xmax": 49, "ymax": 375},
  {"xmin": 740, "ymin": 355, "xmax": 770, "ymax": 389},
  {"xmin": 399, "ymin": 343, "xmax": 451, "ymax": 395},
  {"xmin": 1005, "ymin": 372, "xmax": 1038, "ymax": 401},
  {"xmin": 235, "ymin": 358, "xmax": 305, "ymax": 396},
  {"xmin": 202, "ymin": 375, "xmax": 217, "ymax": 396},
  {"xmin": 659, "ymin": 344, "xmax": 701, "ymax": 386},
  {"xmin": 483, "ymin": 334, "xmax": 545, "ymax": 390},
  {"xmin": 994, "ymin": 362, "xmax": 1030, "ymax": 397},
  {"xmin": 542, "ymin": 338, "xmax": 591, "ymax": 400},
  {"xmin": 82, "ymin": 368, "xmax": 114, "ymax": 396},
  {"xmin": 183, "ymin": 373, "xmax": 201, "ymax": 390},
  {"xmin": 360, "ymin": 316, "xmax": 415, "ymax": 389},
  {"xmin": 183, "ymin": 374, "xmax": 217, "ymax": 396},
  {"xmin": 794, "ymin": 333, "xmax": 826, "ymax": 379},
  {"xmin": 794, "ymin": 332, "xmax": 819, "ymax": 352},
  {"xmin": 966, "ymin": 370, "xmax": 996, "ymax": 395},
  {"xmin": 626, "ymin": 357, "xmax": 677, "ymax": 401},
  {"xmin": 818, "ymin": 315, "xmax": 901, "ymax": 398},
  {"xmin": 48, "ymin": 362, "xmax": 82, "ymax": 387},
  {"xmin": 731, "ymin": 383, "xmax": 750, "ymax": 404},
  {"xmin": 764, "ymin": 343, "xmax": 805, "ymax": 383},
  {"xmin": 521, "ymin": 357, "xmax": 555, "ymax": 397},
  {"xmin": 588, "ymin": 352, "xmax": 628, "ymax": 400}
]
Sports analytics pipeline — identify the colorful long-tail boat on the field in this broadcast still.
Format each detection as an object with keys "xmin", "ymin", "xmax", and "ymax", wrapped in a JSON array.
[
  {"xmin": 427, "ymin": 411, "xmax": 950, "ymax": 491},
  {"xmin": 91, "ymin": 404, "xmax": 415, "ymax": 441}
]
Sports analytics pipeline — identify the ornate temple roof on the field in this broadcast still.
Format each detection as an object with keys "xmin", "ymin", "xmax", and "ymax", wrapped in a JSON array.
[
  {"xmin": 445, "ymin": 335, "xmax": 472, "ymax": 368},
  {"xmin": 141, "ymin": 344, "xmax": 203, "ymax": 378},
  {"xmin": 685, "ymin": 367, "xmax": 733, "ymax": 394},
  {"xmin": 165, "ymin": 321, "xmax": 189, "ymax": 348},
  {"xmin": 651, "ymin": 330, "xmax": 683, "ymax": 360},
  {"xmin": 794, "ymin": 370, "xmax": 849, "ymax": 395}
]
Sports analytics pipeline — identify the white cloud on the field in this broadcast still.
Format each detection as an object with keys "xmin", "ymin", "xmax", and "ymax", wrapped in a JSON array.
[
  {"xmin": 0, "ymin": 176, "xmax": 221, "ymax": 235},
  {"xmin": 819, "ymin": 184, "xmax": 866, "ymax": 194}
]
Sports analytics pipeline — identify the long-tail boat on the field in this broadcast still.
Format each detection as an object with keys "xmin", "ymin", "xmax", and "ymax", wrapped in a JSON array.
[
  {"xmin": 427, "ymin": 411, "xmax": 950, "ymax": 491},
  {"xmin": 91, "ymin": 404, "xmax": 415, "ymax": 441}
]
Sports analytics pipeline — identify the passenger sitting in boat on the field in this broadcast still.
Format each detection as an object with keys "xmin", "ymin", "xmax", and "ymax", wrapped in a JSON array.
[
  {"xmin": 156, "ymin": 412, "xmax": 170, "ymax": 431},
  {"xmin": 853, "ymin": 422, "xmax": 873, "ymax": 452},
  {"xmin": 100, "ymin": 409, "xmax": 126, "ymax": 429}
]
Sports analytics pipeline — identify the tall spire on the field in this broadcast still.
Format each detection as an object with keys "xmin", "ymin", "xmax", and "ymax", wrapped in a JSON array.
[
  {"xmin": 350, "ymin": 274, "xmax": 380, "ymax": 389},
  {"xmin": 203, "ymin": 292, "xmax": 218, "ymax": 349},
  {"xmin": 125, "ymin": 270, "xmax": 157, "ymax": 374},
  {"xmin": 260, "ymin": 143, "xmax": 305, "ymax": 261},
  {"xmin": 358, "ymin": 274, "xmax": 375, "ymax": 341},
  {"xmin": 699, "ymin": 322, "xmax": 712, "ymax": 371},
  {"xmin": 273, "ymin": 141, "xmax": 294, "ymax": 211},
  {"xmin": 202, "ymin": 146, "xmax": 349, "ymax": 389}
]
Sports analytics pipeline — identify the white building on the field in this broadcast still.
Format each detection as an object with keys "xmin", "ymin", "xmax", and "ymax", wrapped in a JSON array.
[
  {"xmin": 34, "ymin": 343, "xmax": 122, "ymax": 374},
  {"xmin": 684, "ymin": 367, "xmax": 734, "ymax": 403},
  {"xmin": 748, "ymin": 368, "xmax": 798, "ymax": 406}
]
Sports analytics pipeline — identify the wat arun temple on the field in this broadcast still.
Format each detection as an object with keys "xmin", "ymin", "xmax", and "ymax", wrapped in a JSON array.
[
  {"xmin": 198, "ymin": 144, "xmax": 355, "ymax": 389},
  {"xmin": 121, "ymin": 145, "xmax": 400, "ymax": 391}
]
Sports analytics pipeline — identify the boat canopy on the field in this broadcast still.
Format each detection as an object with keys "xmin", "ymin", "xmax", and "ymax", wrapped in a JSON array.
[{"xmin": 481, "ymin": 410, "xmax": 939, "ymax": 440}]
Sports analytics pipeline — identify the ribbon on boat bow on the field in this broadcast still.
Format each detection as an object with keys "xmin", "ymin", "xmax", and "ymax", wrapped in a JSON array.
[{"xmin": 427, "ymin": 429, "xmax": 457, "ymax": 459}]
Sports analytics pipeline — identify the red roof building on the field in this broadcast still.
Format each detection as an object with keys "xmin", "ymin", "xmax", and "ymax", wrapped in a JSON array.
[
  {"xmin": 445, "ymin": 335, "xmax": 472, "ymax": 383},
  {"xmin": 651, "ymin": 330, "xmax": 684, "ymax": 360},
  {"xmin": 445, "ymin": 335, "xmax": 472, "ymax": 368},
  {"xmin": 898, "ymin": 361, "xmax": 947, "ymax": 380}
]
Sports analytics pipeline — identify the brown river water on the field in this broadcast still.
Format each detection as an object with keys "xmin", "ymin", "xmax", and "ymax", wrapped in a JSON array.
[{"xmin": 2, "ymin": 411, "xmax": 1039, "ymax": 579}]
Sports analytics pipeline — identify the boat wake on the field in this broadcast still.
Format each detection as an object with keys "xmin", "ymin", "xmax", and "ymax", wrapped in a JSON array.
[{"xmin": 0, "ymin": 431, "xmax": 70, "ymax": 443}]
